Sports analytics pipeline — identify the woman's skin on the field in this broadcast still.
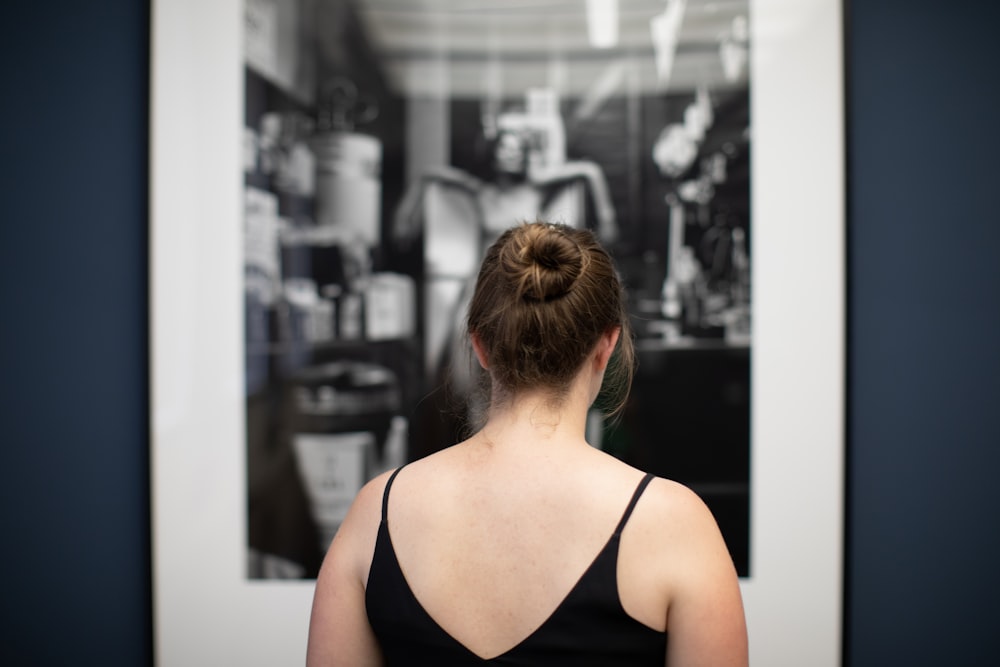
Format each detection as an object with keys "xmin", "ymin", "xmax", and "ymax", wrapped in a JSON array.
[{"xmin": 306, "ymin": 328, "xmax": 748, "ymax": 666}]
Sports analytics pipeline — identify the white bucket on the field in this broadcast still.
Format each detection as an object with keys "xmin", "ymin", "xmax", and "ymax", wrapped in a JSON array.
[{"xmin": 312, "ymin": 131, "xmax": 382, "ymax": 246}]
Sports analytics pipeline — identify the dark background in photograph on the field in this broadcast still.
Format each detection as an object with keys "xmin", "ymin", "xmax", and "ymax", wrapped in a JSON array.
[{"xmin": 1, "ymin": 0, "xmax": 998, "ymax": 665}]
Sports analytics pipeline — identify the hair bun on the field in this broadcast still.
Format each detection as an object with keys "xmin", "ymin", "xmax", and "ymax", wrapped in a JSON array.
[{"xmin": 501, "ymin": 222, "xmax": 585, "ymax": 302}]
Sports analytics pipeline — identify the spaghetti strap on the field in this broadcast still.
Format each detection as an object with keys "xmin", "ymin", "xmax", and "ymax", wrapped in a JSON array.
[
  {"xmin": 613, "ymin": 473, "xmax": 655, "ymax": 537},
  {"xmin": 381, "ymin": 466, "xmax": 405, "ymax": 522}
]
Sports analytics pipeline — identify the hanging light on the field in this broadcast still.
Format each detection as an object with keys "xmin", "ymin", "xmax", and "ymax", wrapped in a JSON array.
[
  {"xmin": 586, "ymin": 0, "xmax": 619, "ymax": 49},
  {"xmin": 720, "ymin": 15, "xmax": 749, "ymax": 82},
  {"xmin": 650, "ymin": 0, "xmax": 687, "ymax": 88}
]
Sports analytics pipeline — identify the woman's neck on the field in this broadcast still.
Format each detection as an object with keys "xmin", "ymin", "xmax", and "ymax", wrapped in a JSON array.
[{"xmin": 472, "ymin": 385, "xmax": 594, "ymax": 454}]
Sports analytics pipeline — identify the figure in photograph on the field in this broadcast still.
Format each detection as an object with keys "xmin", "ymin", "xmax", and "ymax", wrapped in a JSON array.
[{"xmin": 392, "ymin": 102, "xmax": 619, "ymax": 446}]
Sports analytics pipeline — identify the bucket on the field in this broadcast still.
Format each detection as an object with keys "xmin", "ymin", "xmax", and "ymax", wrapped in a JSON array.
[
  {"xmin": 288, "ymin": 361, "xmax": 400, "ymax": 548},
  {"xmin": 311, "ymin": 131, "xmax": 382, "ymax": 246}
]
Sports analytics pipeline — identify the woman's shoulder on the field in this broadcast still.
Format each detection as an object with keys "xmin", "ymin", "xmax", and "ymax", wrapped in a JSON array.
[
  {"xmin": 587, "ymin": 451, "xmax": 709, "ymax": 519},
  {"xmin": 349, "ymin": 468, "xmax": 397, "ymax": 520},
  {"xmin": 625, "ymin": 474, "xmax": 739, "ymax": 602},
  {"xmin": 643, "ymin": 475, "xmax": 712, "ymax": 512},
  {"xmin": 631, "ymin": 475, "xmax": 724, "ymax": 543},
  {"xmin": 629, "ymin": 476, "xmax": 748, "ymax": 664},
  {"xmin": 326, "ymin": 469, "xmax": 398, "ymax": 579}
]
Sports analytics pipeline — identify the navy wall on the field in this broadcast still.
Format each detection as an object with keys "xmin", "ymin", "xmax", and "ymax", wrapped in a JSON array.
[
  {"xmin": 846, "ymin": 1, "xmax": 1000, "ymax": 663},
  {"xmin": 1, "ymin": 0, "xmax": 998, "ymax": 665},
  {"xmin": 0, "ymin": 1, "xmax": 150, "ymax": 664}
]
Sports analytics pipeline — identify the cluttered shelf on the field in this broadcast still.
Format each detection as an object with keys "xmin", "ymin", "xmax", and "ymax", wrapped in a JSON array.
[{"xmin": 245, "ymin": 335, "xmax": 418, "ymax": 357}]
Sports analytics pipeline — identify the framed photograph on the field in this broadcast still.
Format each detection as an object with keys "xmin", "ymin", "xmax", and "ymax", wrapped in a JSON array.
[{"xmin": 151, "ymin": 0, "xmax": 843, "ymax": 663}]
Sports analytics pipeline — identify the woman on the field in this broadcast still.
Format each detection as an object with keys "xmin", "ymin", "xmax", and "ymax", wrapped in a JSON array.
[{"xmin": 307, "ymin": 222, "xmax": 748, "ymax": 665}]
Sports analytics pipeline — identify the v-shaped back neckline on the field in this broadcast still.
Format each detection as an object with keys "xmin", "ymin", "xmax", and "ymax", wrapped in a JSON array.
[
  {"xmin": 378, "ymin": 515, "xmax": 627, "ymax": 661},
  {"xmin": 369, "ymin": 469, "xmax": 657, "ymax": 662}
]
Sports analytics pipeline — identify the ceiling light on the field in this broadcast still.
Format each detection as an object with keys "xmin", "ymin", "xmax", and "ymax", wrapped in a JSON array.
[
  {"xmin": 650, "ymin": 0, "xmax": 687, "ymax": 88},
  {"xmin": 586, "ymin": 0, "xmax": 619, "ymax": 49}
]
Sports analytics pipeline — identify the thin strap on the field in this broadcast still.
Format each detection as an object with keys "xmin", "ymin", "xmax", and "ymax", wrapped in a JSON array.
[
  {"xmin": 381, "ymin": 466, "xmax": 405, "ymax": 522},
  {"xmin": 613, "ymin": 473, "xmax": 655, "ymax": 537}
]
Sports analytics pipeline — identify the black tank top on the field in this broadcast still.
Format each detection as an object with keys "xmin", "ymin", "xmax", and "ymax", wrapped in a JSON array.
[{"xmin": 365, "ymin": 468, "xmax": 667, "ymax": 665}]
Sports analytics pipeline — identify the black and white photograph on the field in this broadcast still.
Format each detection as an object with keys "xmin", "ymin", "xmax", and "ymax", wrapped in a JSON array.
[
  {"xmin": 150, "ymin": 0, "xmax": 844, "ymax": 661},
  {"xmin": 242, "ymin": 0, "xmax": 752, "ymax": 580}
]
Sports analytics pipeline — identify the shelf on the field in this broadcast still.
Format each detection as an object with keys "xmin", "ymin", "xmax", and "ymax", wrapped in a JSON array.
[{"xmin": 246, "ymin": 336, "xmax": 417, "ymax": 357}]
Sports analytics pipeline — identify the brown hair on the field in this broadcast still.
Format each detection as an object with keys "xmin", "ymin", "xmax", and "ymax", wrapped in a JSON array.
[{"xmin": 466, "ymin": 221, "xmax": 635, "ymax": 416}]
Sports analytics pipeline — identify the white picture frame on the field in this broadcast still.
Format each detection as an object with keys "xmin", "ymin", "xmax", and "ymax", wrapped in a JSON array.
[{"xmin": 150, "ymin": 0, "xmax": 843, "ymax": 664}]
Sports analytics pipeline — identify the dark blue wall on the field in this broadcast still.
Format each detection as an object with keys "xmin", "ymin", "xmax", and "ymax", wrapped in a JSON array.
[
  {"xmin": 0, "ymin": 1, "xmax": 150, "ymax": 664},
  {"xmin": 2, "ymin": 0, "xmax": 998, "ymax": 665},
  {"xmin": 846, "ymin": 1, "xmax": 1000, "ymax": 664}
]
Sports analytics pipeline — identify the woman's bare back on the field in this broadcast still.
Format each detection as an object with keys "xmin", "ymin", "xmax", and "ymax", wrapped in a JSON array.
[{"xmin": 368, "ymin": 440, "xmax": 672, "ymax": 659}]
